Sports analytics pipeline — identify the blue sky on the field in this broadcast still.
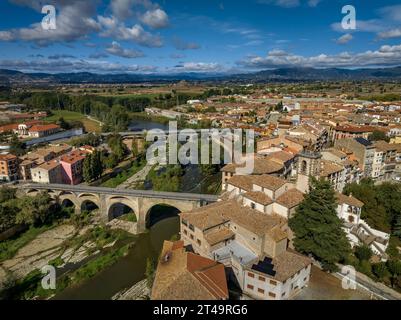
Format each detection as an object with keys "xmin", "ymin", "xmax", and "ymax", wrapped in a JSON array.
[{"xmin": 0, "ymin": 0, "xmax": 401, "ymax": 73}]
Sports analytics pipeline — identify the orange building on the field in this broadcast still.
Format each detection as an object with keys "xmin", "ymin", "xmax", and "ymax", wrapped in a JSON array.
[{"xmin": 0, "ymin": 154, "xmax": 19, "ymax": 182}]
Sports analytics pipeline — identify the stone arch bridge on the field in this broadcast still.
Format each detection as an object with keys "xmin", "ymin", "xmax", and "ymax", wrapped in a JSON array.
[{"xmin": 20, "ymin": 183, "xmax": 218, "ymax": 234}]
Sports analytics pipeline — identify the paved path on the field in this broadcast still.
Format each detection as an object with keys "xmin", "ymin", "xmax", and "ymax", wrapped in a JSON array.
[{"xmin": 117, "ymin": 165, "xmax": 153, "ymax": 190}]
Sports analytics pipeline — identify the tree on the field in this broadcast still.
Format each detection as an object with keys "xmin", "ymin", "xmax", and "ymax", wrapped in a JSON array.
[
  {"xmin": 0, "ymin": 187, "xmax": 16, "ymax": 203},
  {"xmin": 372, "ymin": 262, "xmax": 390, "ymax": 281},
  {"xmin": 386, "ymin": 260, "xmax": 401, "ymax": 287},
  {"xmin": 57, "ymin": 117, "xmax": 71, "ymax": 130},
  {"xmin": 83, "ymin": 153, "xmax": 93, "ymax": 183},
  {"xmin": 15, "ymin": 192, "xmax": 53, "ymax": 226},
  {"xmin": 9, "ymin": 134, "xmax": 25, "ymax": 156},
  {"xmin": 354, "ymin": 245, "xmax": 373, "ymax": 262},
  {"xmin": 145, "ymin": 257, "xmax": 156, "ymax": 289},
  {"xmin": 394, "ymin": 215, "xmax": 401, "ymax": 240},
  {"xmin": 289, "ymin": 178, "xmax": 351, "ymax": 272},
  {"xmin": 91, "ymin": 150, "xmax": 103, "ymax": 180},
  {"xmin": 368, "ymin": 130, "xmax": 390, "ymax": 142}
]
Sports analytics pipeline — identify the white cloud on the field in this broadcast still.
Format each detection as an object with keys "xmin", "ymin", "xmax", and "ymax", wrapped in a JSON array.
[
  {"xmin": 238, "ymin": 43, "xmax": 401, "ymax": 69},
  {"xmin": 257, "ymin": 0, "xmax": 300, "ymax": 8},
  {"xmin": 336, "ymin": 33, "xmax": 353, "ymax": 44},
  {"xmin": 141, "ymin": 9, "xmax": 169, "ymax": 29},
  {"xmin": 0, "ymin": 57, "xmax": 157, "ymax": 73},
  {"xmin": 307, "ymin": 0, "xmax": 321, "ymax": 7},
  {"xmin": 378, "ymin": 28, "xmax": 401, "ymax": 40},
  {"xmin": 106, "ymin": 41, "xmax": 144, "ymax": 58},
  {"xmin": 173, "ymin": 62, "xmax": 222, "ymax": 72},
  {"xmin": 0, "ymin": 1, "xmax": 101, "ymax": 45},
  {"xmin": 99, "ymin": 18, "xmax": 163, "ymax": 47},
  {"xmin": 172, "ymin": 37, "xmax": 201, "ymax": 50}
]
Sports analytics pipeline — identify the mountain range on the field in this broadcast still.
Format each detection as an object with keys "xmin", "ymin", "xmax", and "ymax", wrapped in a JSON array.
[{"xmin": 2, "ymin": 66, "xmax": 401, "ymax": 85}]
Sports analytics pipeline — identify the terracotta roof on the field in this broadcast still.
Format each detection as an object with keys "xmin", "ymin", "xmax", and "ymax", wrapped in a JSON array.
[
  {"xmin": 60, "ymin": 150, "xmax": 87, "ymax": 165},
  {"xmin": 336, "ymin": 192, "xmax": 364, "ymax": 208},
  {"xmin": 374, "ymin": 141, "xmax": 397, "ymax": 152},
  {"xmin": 226, "ymin": 175, "xmax": 255, "ymax": 192},
  {"xmin": 334, "ymin": 125, "xmax": 377, "ymax": 133},
  {"xmin": 222, "ymin": 157, "xmax": 284, "ymax": 175},
  {"xmin": 29, "ymin": 124, "xmax": 60, "ymax": 132},
  {"xmin": 243, "ymin": 191, "xmax": 273, "ymax": 206},
  {"xmin": 0, "ymin": 124, "xmax": 18, "ymax": 132},
  {"xmin": 151, "ymin": 241, "xmax": 228, "ymax": 300},
  {"xmin": 269, "ymin": 251, "xmax": 311, "ymax": 282},
  {"xmin": 204, "ymin": 227, "xmax": 235, "ymax": 246},
  {"xmin": 320, "ymin": 160, "xmax": 344, "ymax": 177},
  {"xmin": 324, "ymin": 148, "xmax": 347, "ymax": 159},
  {"xmin": 35, "ymin": 160, "xmax": 60, "ymax": 171},
  {"xmin": 265, "ymin": 151, "xmax": 295, "ymax": 164},
  {"xmin": 0, "ymin": 154, "xmax": 18, "ymax": 161},
  {"xmin": 181, "ymin": 200, "xmax": 286, "ymax": 236},
  {"xmin": 276, "ymin": 189, "xmax": 305, "ymax": 209},
  {"xmin": 252, "ymin": 175, "xmax": 288, "ymax": 191}
]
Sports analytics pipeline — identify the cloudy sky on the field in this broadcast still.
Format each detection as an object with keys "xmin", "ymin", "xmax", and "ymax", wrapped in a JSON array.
[{"xmin": 0, "ymin": 0, "xmax": 401, "ymax": 73}]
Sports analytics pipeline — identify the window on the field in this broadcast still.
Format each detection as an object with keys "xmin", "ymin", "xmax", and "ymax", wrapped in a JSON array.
[
  {"xmin": 304, "ymin": 277, "xmax": 308, "ymax": 282},
  {"xmin": 259, "ymin": 276, "xmax": 265, "ymax": 282},
  {"xmin": 251, "ymin": 203, "xmax": 256, "ymax": 209},
  {"xmin": 258, "ymin": 288, "xmax": 265, "ymax": 294},
  {"xmin": 183, "ymin": 229, "xmax": 188, "ymax": 236},
  {"xmin": 282, "ymin": 292, "xmax": 286, "ymax": 297},
  {"xmin": 190, "ymin": 234, "xmax": 194, "ymax": 240},
  {"xmin": 197, "ymin": 239, "xmax": 201, "ymax": 246},
  {"xmin": 268, "ymin": 292, "xmax": 276, "ymax": 298},
  {"xmin": 247, "ymin": 284, "xmax": 254, "ymax": 290},
  {"xmin": 248, "ymin": 272, "xmax": 255, "ymax": 278},
  {"xmin": 269, "ymin": 280, "xmax": 277, "ymax": 286},
  {"xmin": 182, "ymin": 219, "xmax": 188, "ymax": 226},
  {"xmin": 189, "ymin": 224, "xmax": 195, "ymax": 232}
]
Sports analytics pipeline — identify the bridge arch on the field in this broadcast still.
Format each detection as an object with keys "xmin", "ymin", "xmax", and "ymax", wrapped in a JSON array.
[
  {"xmin": 142, "ymin": 199, "xmax": 198, "ymax": 229},
  {"xmin": 59, "ymin": 195, "xmax": 80, "ymax": 211},
  {"xmin": 26, "ymin": 188, "xmax": 40, "ymax": 195},
  {"xmin": 107, "ymin": 197, "xmax": 138, "ymax": 222},
  {"xmin": 81, "ymin": 199, "xmax": 100, "ymax": 212}
]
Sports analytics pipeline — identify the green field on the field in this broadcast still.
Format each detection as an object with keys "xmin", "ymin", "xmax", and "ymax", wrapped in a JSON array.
[{"xmin": 44, "ymin": 110, "xmax": 101, "ymax": 133}]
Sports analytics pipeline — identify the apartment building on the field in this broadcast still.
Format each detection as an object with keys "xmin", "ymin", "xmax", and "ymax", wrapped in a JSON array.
[
  {"xmin": 335, "ymin": 138, "xmax": 375, "ymax": 178},
  {"xmin": 31, "ymin": 160, "xmax": 63, "ymax": 184},
  {"xmin": 0, "ymin": 154, "xmax": 19, "ymax": 182},
  {"xmin": 373, "ymin": 141, "xmax": 397, "ymax": 182},
  {"xmin": 28, "ymin": 124, "xmax": 61, "ymax": 138},
  {"xmin": 336, "ymin": 193, "xmax": 390, "ymax": 260},
  {"xmin": 60, "ymin": 150, "xmax": 88, "ymax": 185},
  {"xmin": 180, "ymin": 198, "xmax": 312, "ymax": 300},
  {"xmin": 221, "ymin": 151, "xmax": 296, "ymax": 189}
]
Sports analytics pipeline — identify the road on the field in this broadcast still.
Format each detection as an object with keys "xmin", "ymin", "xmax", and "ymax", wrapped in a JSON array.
[{"xmin": 20, "ymin": 182, "xmax": 219, "ymax": 203}]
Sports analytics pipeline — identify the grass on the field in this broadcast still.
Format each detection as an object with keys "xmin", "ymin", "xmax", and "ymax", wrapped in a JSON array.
[
  {"xmin": 0, "ymin": 225, "xmax": 53, "ymax": 262},
  {"xmin": 101, "ymin": 159, "xmax": 146, "ymax": 188},
  {"xmin": 44, "ymin": 110, "xmax": 101, "ymax": 133},
  {"xmin": 118, "ymin": 213, "xmax": 137, "ymax": 223}
]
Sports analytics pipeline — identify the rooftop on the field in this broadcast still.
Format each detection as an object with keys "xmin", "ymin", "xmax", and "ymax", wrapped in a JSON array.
[{"xmin": 151, "ymin": 241, "xmax": 229, "ymax": 300}]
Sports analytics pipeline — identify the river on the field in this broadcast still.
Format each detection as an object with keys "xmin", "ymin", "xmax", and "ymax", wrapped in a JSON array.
[
  {"xmin": 53, "ymin": 216, "xmax": 179, "ymax": 300},
  {"xmin": 54, "ymin": 119, "xmax": 216, "ymax": 300}
]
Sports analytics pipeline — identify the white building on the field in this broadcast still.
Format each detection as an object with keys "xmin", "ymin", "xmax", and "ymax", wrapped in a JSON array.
[{"xmin": 336, "ymin": 193, "xmax": 390, "ymax": 261}]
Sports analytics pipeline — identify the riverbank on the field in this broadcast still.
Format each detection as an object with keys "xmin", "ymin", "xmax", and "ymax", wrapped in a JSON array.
[{"xmin": 0, "ymin": 212, "xmax": 137, "ymax": 300}]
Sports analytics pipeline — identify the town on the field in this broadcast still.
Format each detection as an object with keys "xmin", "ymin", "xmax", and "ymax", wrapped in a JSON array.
[{"xmin": 0, "ymin": 0, "xmax": 401, "ymax": 305}]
